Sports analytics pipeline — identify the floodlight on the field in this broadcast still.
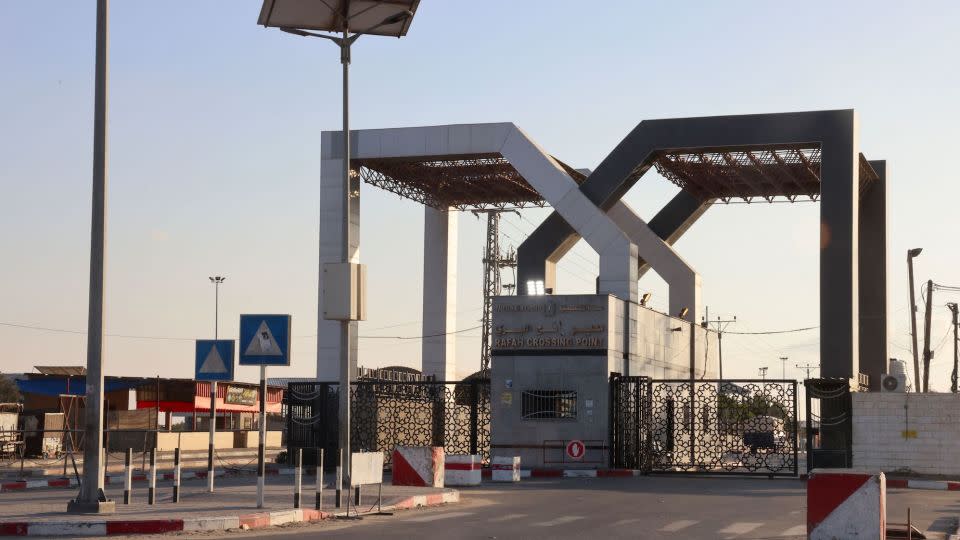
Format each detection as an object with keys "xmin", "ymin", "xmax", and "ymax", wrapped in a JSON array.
[
  {"xmin": 678, "ymin": 307, "xmax": 689, "ymax": 318},
  {"xmin": 640, "ymin": 292, "xmax": 651, "ymax": 306},
  {"xmin": 908, "ymin": 248, "xmax": 923, "ymax": 258}
]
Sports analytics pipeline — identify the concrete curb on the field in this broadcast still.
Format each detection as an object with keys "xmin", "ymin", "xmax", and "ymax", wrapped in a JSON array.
[
  {"xmin": 1, "ymin": 470, "xmax": 232, "ymax": 493},
  {"xmin": 0, "ymin": 490, "xmax": 460, "ymax": 536}
]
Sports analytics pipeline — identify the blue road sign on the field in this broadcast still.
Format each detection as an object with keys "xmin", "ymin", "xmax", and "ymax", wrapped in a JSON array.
[
  {"xmin": 239, "ymin": 314, "xmax": 291, "ymax": 366},
  {"xmin": 195, "ymin": 340, "xmax": 235, "ymax": 381}
]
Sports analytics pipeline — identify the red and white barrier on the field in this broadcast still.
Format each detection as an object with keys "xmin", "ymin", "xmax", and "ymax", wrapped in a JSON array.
[
  {"xmin": 444, "ymin": 454, "xmax": 481, "ymax": 486},
  {"xmin": 392, "ymin": 446, "xmax": 444, "ymax": 488},
  {"xmin": 807, "ymin": 469, "xmax": 886, "ymax": 539},
  {"xmin": 491, "ymin": 456, "xmax": 521, "ymax": 483}
]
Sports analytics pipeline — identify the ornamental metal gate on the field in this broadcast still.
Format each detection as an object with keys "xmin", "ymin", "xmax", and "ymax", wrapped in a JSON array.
[
  {"xmin": 610, "ymin": 376, "xmax": 799, "ymax": 476},
  {"xmin": 286, "ymin": 379, "xmax": 490, "ymax": 469},
  {"xmin": 804, "ymin": 378, "xmax": 852, "ymax": 472}
]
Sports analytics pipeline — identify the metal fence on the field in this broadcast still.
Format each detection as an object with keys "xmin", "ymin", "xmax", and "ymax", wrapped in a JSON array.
[
  {"xmin": 286, "ymin": 379, "xmax": 491, "ymax": 469},
  {"xmin": 611, "ymin": 375, "xmax": 798, "ymax": 476}
]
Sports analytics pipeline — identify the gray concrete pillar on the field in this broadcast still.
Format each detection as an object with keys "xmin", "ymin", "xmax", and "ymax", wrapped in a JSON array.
[
  {"xmin": 859, "ymin": 161, "xmax": 888, "ymax": 390},
  {"xmin": 422, "ymin": 206, "xmax": 458, "ymax": 381},
  {"xmin": 820, "ymin": 111, "xmax": 860, "ymax": 379}
]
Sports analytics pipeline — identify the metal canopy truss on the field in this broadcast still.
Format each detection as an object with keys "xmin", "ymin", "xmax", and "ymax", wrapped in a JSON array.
[
  {"xmin": 653, "ymin": 146, "xmax": 879, "ymax": 203},
  {"xmin": 356, "ymin": 154, "xmax": 583, "ymax": 211}
]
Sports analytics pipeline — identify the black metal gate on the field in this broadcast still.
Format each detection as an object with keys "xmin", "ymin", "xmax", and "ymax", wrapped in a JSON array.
[
  {"xmin": 804, "ymin": 378, "xmax": 852, "ymax": 472},
  {"xmin": 286, "ymin": 379, "xmax": 490, "ymax": 469},
  {"xmin": 610, "ymin": 377, "xmax": 799, "ymax": 476}
]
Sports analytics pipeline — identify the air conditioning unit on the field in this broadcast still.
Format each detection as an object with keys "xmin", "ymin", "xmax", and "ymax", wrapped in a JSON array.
[{"xmin": 881, "ymin": 372, "xmax": 906, "ymax": 393}]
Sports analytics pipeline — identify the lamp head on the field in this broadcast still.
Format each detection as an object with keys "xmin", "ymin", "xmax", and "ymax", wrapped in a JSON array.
[{"xmin": 908, "ymin": 248, "xmax": 923, "ymax": 258}]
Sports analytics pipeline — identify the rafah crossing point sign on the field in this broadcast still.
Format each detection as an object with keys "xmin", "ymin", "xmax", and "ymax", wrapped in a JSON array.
[{"xmin": 239, "ymin": 314, "xmax": 291, "ymax": 366}]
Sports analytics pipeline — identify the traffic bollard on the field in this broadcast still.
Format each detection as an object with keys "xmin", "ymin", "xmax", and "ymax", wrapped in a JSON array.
[
  {"xmin": 354, "ymin": 485, "xmax": 361, "ymax": 506},
  {"xmin": 335, "ymin": 466, "xmax": 342, "ymax": 508},
  {"xmin": 315, "ymin": 448, "xmax": 324, "ymax": 511},
  {"xmin": 172, "ymin": 447, "xmax": 181, "ymax": 503},
  {"xmin": 123, "ymin": 448, "xmax": 132, "ymax": 505},
  {"xmin": 293, "ymin": 449, "xmax": 302, "ymax": 509},
  {"xmin": 148, "ymin": 448, "xmax": 156, "ymax": 505}
]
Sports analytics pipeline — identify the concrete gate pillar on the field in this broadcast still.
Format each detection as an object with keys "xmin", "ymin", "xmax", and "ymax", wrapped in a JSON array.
[
  {"xmin": 859, "ymin": 161, "xmax": 888, "ymax": 390},
  {"xmin": 422, "ymin": 206, "xmax": 458, "ymax": 381},
  {"xmin": 317, "ymin": 131, "xmax": 360, "ymax": 381}
]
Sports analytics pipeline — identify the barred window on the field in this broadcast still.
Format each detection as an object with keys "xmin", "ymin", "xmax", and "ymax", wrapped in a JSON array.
[{"xmin": 521, "ymin": 390, "xmax": 577, "ymax": 420}]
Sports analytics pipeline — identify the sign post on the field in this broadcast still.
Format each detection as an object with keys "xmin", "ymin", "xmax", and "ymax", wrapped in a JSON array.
[
  {"xmin": 239, "ymin": 314, "xmax": 291, "ymax": 509},
  {"xmin": 194, "ymin": 340, "xmax": 235, "ymax": 494}
]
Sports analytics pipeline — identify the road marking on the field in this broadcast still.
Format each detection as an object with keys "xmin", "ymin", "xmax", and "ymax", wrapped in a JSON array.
[
  {"xmin": 407, "ymin": 511, "xmax": 473, "ymax": 522},
  {"xmin": 718, "ymin": 522, "xmax": 763, "ymax": 535},
  {"xmin": 532, "ymin": 516, "xmax": 584, "ymax": 527},
  {"xmin": 613, "ymin": 518, "xmax": 645, "ymax": 526},
  {"xmin": 489, "ymin": 513, "xmax": 527, "ymax": 522},
  {"xmin": 778, "ymin": 525, "xmax": 807, "ymax": 536},
  {"xmin": 659, "ymin": 520, "xmax": 699, "ymax": 532}
]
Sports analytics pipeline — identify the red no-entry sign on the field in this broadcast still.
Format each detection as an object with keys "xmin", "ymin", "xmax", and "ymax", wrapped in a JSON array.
[{"xmin": 566, "ymin": 439, "xmax": 585, "ymax": 460}]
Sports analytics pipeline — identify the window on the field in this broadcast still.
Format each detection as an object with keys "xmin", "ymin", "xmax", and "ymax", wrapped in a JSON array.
[{"xmin": 521, "ymin": 390, "xmax": 577, "ymax": 420}]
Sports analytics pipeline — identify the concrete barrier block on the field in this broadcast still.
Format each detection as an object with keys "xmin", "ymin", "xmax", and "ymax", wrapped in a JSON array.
[
  {"xmin": 445, "ymin": 454, "xmax": 482, "ymax": 486},
  {"xmin": 492, "ymin": 456, "xmax": 521, "ymax": 483},
  {"xmin": 392, "ymin": 446, "xmax": 444, "ymax": 488},
  {"xmin": 807, "ymin": 469, "xmax": 885, "ymax": 539}
]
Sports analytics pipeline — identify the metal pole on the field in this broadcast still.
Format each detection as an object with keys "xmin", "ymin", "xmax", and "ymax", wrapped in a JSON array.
[
  {"xmin": 335, "ymin": 450, "xmax": 342, "ymax": 509},
  {"xmin": 148, "ymin": 448, "xmax": 156, "ymax": 505},
  {"xmin": 257, "ymin": 365, "xmax": 267, "ymax": 509},
  {"xmin": 294, "ymin": 448, "xmax": 302, "ymax": 508},
  {"xmin": 338, "ymin": 28, "xmax": 353, "ymax": 506},
  {"xmin": 123, "ymin": 448, "xmax": 131, "ymax": 504},
  {"xmin": 315, "ymin": 448, "xmax": 324, "ymax": 511},
  {"xmin": 923, "ymin": 280, "xmax": 933, "ymax": 393},
  {"xmin": 908, "ymin": 254, "xmax": 922, "ymax": 393},
  {"xmin": 172, "ymin": 447, "xmax": 181, "ymax": 503},
  {"xmin": 70, "ymin": 0, "xmax": 112, "ymax": 514},
  {"xmin": 208, "ymin": 280, "xmax": 218, "ymax": 493},
  {"xmin": 717, "ymin": 330, "xmax": 723, "ymax": 380},
  {"xmin": 950, "ymin": 304, "xmax": 959, "ymax": 393}
]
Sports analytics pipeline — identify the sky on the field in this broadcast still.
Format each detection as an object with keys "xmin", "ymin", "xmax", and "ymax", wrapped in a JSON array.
[{"xmin": 1, "ymin": 1, "xmax": 959, "ymax": 389}]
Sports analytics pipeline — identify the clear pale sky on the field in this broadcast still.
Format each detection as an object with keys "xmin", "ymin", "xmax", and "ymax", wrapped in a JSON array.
[{"xmin": 2, "ymin": 1, "xmax": 958, "ymax": 389}]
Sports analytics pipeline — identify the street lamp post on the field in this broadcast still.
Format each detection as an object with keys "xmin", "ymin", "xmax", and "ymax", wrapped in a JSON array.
[
  {"xmin": 907, "ymin": 248, "xmax": 923, "ymax": 393},
  {"xmin": 257, "ymin": 0, "xmax": 419, "ymax": 507},
  {"xmin": 779, "ymin": 356, "xmax": 789, "ymax": 381},
  {"xmin": 759, "ymin": 367, "xmax": 768, "ymax": 382},
  {"xmin": 207, "ymin": 276, "xmax": 225, "ymax": 492},
  {"xmin": 68, "ymin": 0, "xmax": 114, "ymax": 514}
]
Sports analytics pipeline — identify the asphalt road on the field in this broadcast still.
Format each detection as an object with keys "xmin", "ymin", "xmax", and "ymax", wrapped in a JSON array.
[{"xmin": 189, "ymin": 476, "xmax": 960, "ymax": 540}]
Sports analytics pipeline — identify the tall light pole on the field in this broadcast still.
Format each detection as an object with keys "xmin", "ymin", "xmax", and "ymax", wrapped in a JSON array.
[
  {"xmin": 69, "ymin": 0, "xmax": 114, "ymax": 513},
  {"xmin": 759, "ymin": 367, "xmax": 768, "ymax": 382},
  {"xmin": 257, "ymin": 0, "xmax": 420, "ymax": 507},
  {"xmin": 779, "ymin": 356, "xmax": 789, "ymax": 381},
  {"xmin": 207, "ymin": 275, "xmax": 225, "ymax": 492},
  {"xmin": 907, "ymin": 248, "xmax": 923, "ymax": 393}
]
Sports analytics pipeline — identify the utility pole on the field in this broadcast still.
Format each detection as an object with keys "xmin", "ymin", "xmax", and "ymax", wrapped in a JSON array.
[
  {"xmin": 779, "ymin": 356, "xmax": 789, "ymax": 380},
  {"xmin": 949, "ymin": 302, "xmax": 959, "ymax": 393},
  {"xmin": 758, "ymin": 367, "xmax": 768, "ymax": 381},
  {"xmin": 474, "ymin": 210, "xmax": 518, "ymax": 372},
  {"xmin": 207, "ymin": 275, "xmax": 225, "ymax": 493},
  {"xmin": 922, "ymin": 279, "xmax": 934, "ymax": 393},
  {"xmin": 69, "ymin": 0, "xmax": 113, "ymax": 514},
  {"xmin": 907, "ymin": 248, "xmax": 923, "ymax": 393},
  {"xmin": 702, "ymin": 307, "xmax": 736, "ymax": 380},
  {"xmin": 796, "ymin": 363, "xmax": 820, "ymax": 380}
]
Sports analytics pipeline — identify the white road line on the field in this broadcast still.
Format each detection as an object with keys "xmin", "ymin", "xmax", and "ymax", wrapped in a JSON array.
[
  {"xmin": 718, "ymin": 522, "xmax": 764, "ymax": 535},
  {"xmin": 659, "ymin": 520, "xmax": 699, "ymax": 532},
  {"xmin": 778, "ymin": 525, "xmax": 807, "ymax": 536},
  {"xmin": 489, "ymin": 513, "xmax": 527, "ymax": 522},
  {"xmin": 407, "ymin": 511, "xmax": 474, "ymax": 522},
  {"xmin": 532, "ymin": 516, "xmax": 585, "ymax": 527},
  {"xmin": 613, "ymin": 518, "xmax": 645, "ymax": 526}
]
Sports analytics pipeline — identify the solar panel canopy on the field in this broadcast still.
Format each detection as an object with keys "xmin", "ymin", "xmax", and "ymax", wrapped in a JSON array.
[{"xmin": 258, "ymin": 0, "xmax": 419, "ymax": 37}]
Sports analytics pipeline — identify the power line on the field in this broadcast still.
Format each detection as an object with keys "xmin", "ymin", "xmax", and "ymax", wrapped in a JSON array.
[{"xmin": 725, "ymin": 325, "xmax": 819, "ymax": 336}]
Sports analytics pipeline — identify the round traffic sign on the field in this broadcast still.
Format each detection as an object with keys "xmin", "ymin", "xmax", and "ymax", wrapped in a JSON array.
[{"xmin": 566, "ymin": 439, "xmax": 585, "ymax": 460}]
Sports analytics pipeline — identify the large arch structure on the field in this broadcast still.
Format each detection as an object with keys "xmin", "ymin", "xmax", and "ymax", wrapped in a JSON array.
[{"xmin": 517, "ymin": 110, "xmax": 888, "ymax": 385}]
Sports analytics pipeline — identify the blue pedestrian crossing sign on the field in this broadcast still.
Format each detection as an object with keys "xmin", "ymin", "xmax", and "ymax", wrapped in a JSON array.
[
  {"xmin": 195, "ymin": 340, "xmax": 235, "ymax": 381},
  {"xmin": 239, "ymin": 314, "xmax": 291, "ymax": 366}
]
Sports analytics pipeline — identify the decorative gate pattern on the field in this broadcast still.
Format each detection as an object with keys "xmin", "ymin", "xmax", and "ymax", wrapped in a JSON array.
[
  {"xmin": 286, "ymin": 380, "xmax": 490, "ymax": 469},
  {"xmin": 804, "ymin": 378, "xmax": 852, "ymax": 472},
  {"xmin": 611, "ymin": 377, "xmax": 798, "ymax": 476}
]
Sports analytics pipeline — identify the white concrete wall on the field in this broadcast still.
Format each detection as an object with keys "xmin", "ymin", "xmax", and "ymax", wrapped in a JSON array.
[
  {"xmin": 628, "ymin": 305, "xmax": 719, "ymax": 379},
  {"xmin": 852, "ymin": 392, "xmax": 960, "ymax": 476}
]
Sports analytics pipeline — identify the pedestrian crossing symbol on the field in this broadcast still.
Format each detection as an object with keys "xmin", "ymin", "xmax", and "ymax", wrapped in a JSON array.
[
  {"xmin": 239, "ymin": 314, "xmax": 291, "ymax": 366},
  {"xmin": 194, "ymin": 340, "xmax": 235, "ymax": 382}
]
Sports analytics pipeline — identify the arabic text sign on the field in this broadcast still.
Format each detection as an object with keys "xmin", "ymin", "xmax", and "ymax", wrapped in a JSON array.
[
  {"xmin": 491, "ymin": 295, "xmax": 611, "ymax": 352},
  {"xmin": 224, "ymin": 385, "xmax": 258, "ymax": 407}
]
